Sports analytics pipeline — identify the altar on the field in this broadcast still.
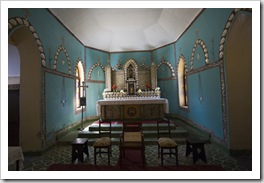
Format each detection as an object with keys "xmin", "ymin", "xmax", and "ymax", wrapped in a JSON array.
[{"xmin": 96, "ymin": 98, "xmax": 169, "ymax": 120}]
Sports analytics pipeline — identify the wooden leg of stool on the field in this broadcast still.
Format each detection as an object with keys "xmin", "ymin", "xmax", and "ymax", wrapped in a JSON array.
[
  {"xmin": 78, "ymin": 146, "xmax": 84, "ymax": 163},
  {"xmin": 83, "ymin": 143, "xmax": 89, "ymax": 157}
]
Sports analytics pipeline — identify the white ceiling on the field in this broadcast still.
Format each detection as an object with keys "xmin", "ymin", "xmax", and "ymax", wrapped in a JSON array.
[{"xmin": 49, "ymin": 8, "xmax": 202, "ymax": 52}]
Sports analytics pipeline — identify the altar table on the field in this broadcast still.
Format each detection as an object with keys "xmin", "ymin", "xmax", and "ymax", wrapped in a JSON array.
[
  {"xmin": 96, "ymin": 98, "xmax": 169, "ymax": 120},
  {"xmin": 8, "ymin": 146, "xmax": 24, "ymax": 171}
]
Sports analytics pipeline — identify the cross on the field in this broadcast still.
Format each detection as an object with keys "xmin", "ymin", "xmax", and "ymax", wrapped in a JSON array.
[
  {"xmin": 141, "ymin": 57, "xmax": 145, "ymax": 64},
  {"xmin": 196, "ymin": 29, "xmax": 199, "ymax": 39},
  {"xmin": 23, "ymin": 8, "xmax": 31, "ymax": 20},
  {"xmin": 61, "ymin": 36, "xmax": 65, "ymax": 45},
  {"xmin": 80, "ymin": 81, "xmax": 89, "ymax": 97}
]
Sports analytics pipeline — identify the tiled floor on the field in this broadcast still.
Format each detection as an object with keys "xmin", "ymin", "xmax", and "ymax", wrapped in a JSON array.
[
  {"xmin": 21, "ymin": 143, "xmax": 251, "ymax": 171},
  {"xmin": 10, "ymin": 120, "xmax": 252, "ymax": 171}
]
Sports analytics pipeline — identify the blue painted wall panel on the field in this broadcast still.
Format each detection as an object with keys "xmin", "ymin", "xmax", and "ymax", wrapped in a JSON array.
[
  {"xmin": 110, "ymin": 52, "xmax": 151, "ymax": 66},
  {"xmin": 45, "ymin": 73, "xmax": 80, "ymax": 140}
]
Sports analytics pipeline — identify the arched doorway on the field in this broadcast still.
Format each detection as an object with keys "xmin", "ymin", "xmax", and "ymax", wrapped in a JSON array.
[
  {"xmin": 225, "ymin": 12, "xmax": 252, "ymax": 152},
  {"xmin": 9, "ymin": 26, "xmax": 42, "ymax": 152}
]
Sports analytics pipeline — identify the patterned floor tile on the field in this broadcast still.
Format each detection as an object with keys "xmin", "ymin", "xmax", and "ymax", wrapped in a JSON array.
[{"xmin": 19, "ymin": 143, "xmax": 251, "ymax": 171}]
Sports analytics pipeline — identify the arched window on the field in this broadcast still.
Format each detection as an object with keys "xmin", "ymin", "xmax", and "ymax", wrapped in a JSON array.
[
  {"xmin": 178, "ymin": 58, "xmax": 188, "ymax": 108},
  {"xmin": 76, "ymin": 67, "xmax": 81, "ymax": 108},
  {"xmin": 75, "ymin": 61, "xmax": 84, "ymax": 110}
]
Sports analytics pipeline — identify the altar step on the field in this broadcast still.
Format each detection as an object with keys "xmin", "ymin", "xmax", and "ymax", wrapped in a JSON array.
[{"xmin": 77, "ymin": 123, "xmax": 189, "ymax": 146}]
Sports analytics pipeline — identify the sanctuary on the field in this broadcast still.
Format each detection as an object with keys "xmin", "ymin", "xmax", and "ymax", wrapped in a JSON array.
[{"xmin": 98, "ymin": 58, "xmax": 167, "ymax": 120}]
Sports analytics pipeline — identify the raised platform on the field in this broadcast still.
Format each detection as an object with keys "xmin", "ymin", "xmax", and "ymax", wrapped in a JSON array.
[{"xmin": 77, "ymin": 121, "xmax": 189, "ymax": 146}]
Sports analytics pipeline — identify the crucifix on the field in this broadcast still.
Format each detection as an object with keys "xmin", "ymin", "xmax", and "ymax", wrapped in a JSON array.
[{"xmin": 79, "ymin": 81, "xmax": 89, "ymax": 130}]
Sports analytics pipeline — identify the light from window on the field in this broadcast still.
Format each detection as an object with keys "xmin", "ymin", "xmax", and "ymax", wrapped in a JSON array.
[
  {"xmin": 178, "ymin": 59, "xmax": 188, "ymax": 107},
  {"xmin": 76, "ymin": 61, "xmax": 84, "ymax": 109}
]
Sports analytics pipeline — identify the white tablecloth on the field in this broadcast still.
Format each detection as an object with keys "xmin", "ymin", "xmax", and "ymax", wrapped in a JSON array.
[{"xmin": 8, "ymin": 146, "xmax": 24, "ymax": 170}]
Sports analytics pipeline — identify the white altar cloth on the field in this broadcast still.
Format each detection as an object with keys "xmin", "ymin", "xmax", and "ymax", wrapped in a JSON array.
[
  {"xmin": 96, "ymin": 98, "xmax": 169, "ymax": 116},
  {"xmin": 8, "ymin": 146, "xmax": 24, "ymax": 170}
]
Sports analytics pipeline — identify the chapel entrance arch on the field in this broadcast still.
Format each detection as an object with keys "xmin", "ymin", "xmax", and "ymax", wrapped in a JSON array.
[
  {"xmin": 225, "ymin": 12, "xmax": 252, "ymax": 151},
  {"xmin": 9, "ymin": 26, "xmax": 42, "ymax": 152}
]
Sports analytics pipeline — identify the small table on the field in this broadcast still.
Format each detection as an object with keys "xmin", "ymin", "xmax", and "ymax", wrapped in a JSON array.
[
  {"xmin": 8, "ymin": 146, "xmax": 24, "ymax": 171},
  {"xmin": 71, "ymin": 138, "xmax": 89, "ymax": 163},
  {"xmin": 185, "ymin": 138, "xmax": 207, "ymax": 164}
]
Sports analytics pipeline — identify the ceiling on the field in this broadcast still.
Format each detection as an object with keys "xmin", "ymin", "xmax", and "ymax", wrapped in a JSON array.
[{"xmin": 49, "ymin": 8, "xmax": 202, "ymax": 52}]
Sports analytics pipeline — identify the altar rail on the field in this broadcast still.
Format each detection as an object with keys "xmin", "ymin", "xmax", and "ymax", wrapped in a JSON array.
[{"xmin": 96, "ymin": 98, "xmax": 168, "ymax": 121}]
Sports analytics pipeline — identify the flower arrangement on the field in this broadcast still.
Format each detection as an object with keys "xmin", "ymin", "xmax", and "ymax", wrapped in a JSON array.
[
  {"xmin": 112, "ymin": 85, "xmax": 117, "ymax": 89},
  {"xmin": 146, "ymin": 83, "xmax": 151, "ymax": 89},
  {"xmin": 155, "ymin": 87, "xmax": 160, "ymax": 92}
]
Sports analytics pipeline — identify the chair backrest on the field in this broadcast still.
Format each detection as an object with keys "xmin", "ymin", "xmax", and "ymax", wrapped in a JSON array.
[
  {"xmin": 98, "ymin": 119, "xmax": 112, "ymax": 138},
  {"xmin": 157, "ymin": 118, "xmax": 171, "ymax": 138},
  {"xmin": 122, "ymin": 121, "xmax": 143, "ymax": 142}
]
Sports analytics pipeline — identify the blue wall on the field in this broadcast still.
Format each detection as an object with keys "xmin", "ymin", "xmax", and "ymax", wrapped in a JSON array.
[
  {"xmin": 173, "ymin": 8, "xmax": 233, "ymax": 140},
  {"xmin": 85, "ymin": 48, "xmax": 108, "ymax": 116},
  {"xmin": 110, "ymin": 51, "xmax": 151, "ymax": 66},
  {"xmin": 9, "ymin": 8, "xmax": 237, "ymax": 143},
  {"xmin": 9, "ymin": 8, "xmax": 85, "ymax": 141},
  {"xmin": 152, "ymin": 44, "xmax": 178, "ymax": 113}
]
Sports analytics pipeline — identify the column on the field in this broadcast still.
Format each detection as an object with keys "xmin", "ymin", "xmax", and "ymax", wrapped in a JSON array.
[{"xmin": 150, "ymin": 62, "xmax": 157, "ymax": 90}]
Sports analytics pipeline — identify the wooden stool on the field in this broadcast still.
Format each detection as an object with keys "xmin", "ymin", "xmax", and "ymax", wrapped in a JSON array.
[
  {"xmin": 185, "ymin": 138, "xmax": 207, "ymax": 164},
  {"xmin": 71, "ymin": 138, "xmax": 89, "ymax": 163}
]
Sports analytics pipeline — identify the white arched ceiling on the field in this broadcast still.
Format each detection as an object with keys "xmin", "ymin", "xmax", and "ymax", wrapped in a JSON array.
[{"xmin": 49, "ymin": 8, "xmax": 202, "ymax": 52}]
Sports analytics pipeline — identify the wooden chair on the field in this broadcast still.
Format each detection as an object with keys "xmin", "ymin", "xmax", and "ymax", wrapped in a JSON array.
[
  {"xmin": 93, "ymin": 119, "xmax": 112, "ymax": 165},
  {"xmin": 157, "ymin": 118, "xmax": 178, "ymax": 166},
  {"xmin": 119, "ymin": 121, "xmax": 145, "ymax": 167}
]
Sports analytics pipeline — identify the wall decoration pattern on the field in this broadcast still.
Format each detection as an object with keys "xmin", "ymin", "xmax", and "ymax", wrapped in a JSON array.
[
  {"xmin": 156, "ymin": 60, "xmax": 176, "ymax": 78},
  {"xmin": 8, "ymin": 17, "xmax": 46, "ymax": 67},
  {"xmin": 53, "ymin": 45, "xmax": 72, "ymax": 74},
  {"xmin": 87, "ymin": 62, "xmax": 105, "ymax": 80},
  {"xmin": 190, "ymin": 39, "xmax": 210, "ymax": 70}
]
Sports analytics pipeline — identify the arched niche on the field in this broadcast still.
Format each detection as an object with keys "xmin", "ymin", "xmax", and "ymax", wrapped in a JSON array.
[{"xmin": 123, "ymin": 59, "xmax": 139, "ymax": 94}]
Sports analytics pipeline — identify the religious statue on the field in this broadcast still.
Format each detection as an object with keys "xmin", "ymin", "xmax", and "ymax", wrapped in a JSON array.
[{"xmin": 127, "ymin": 64, "xmax": 135, "ymax": 79}]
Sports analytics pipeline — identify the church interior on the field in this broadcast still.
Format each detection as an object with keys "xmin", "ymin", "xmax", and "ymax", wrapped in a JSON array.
[{"xmin": 4, "ymin": 3, "xmax": 259, "ymax": 179}]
